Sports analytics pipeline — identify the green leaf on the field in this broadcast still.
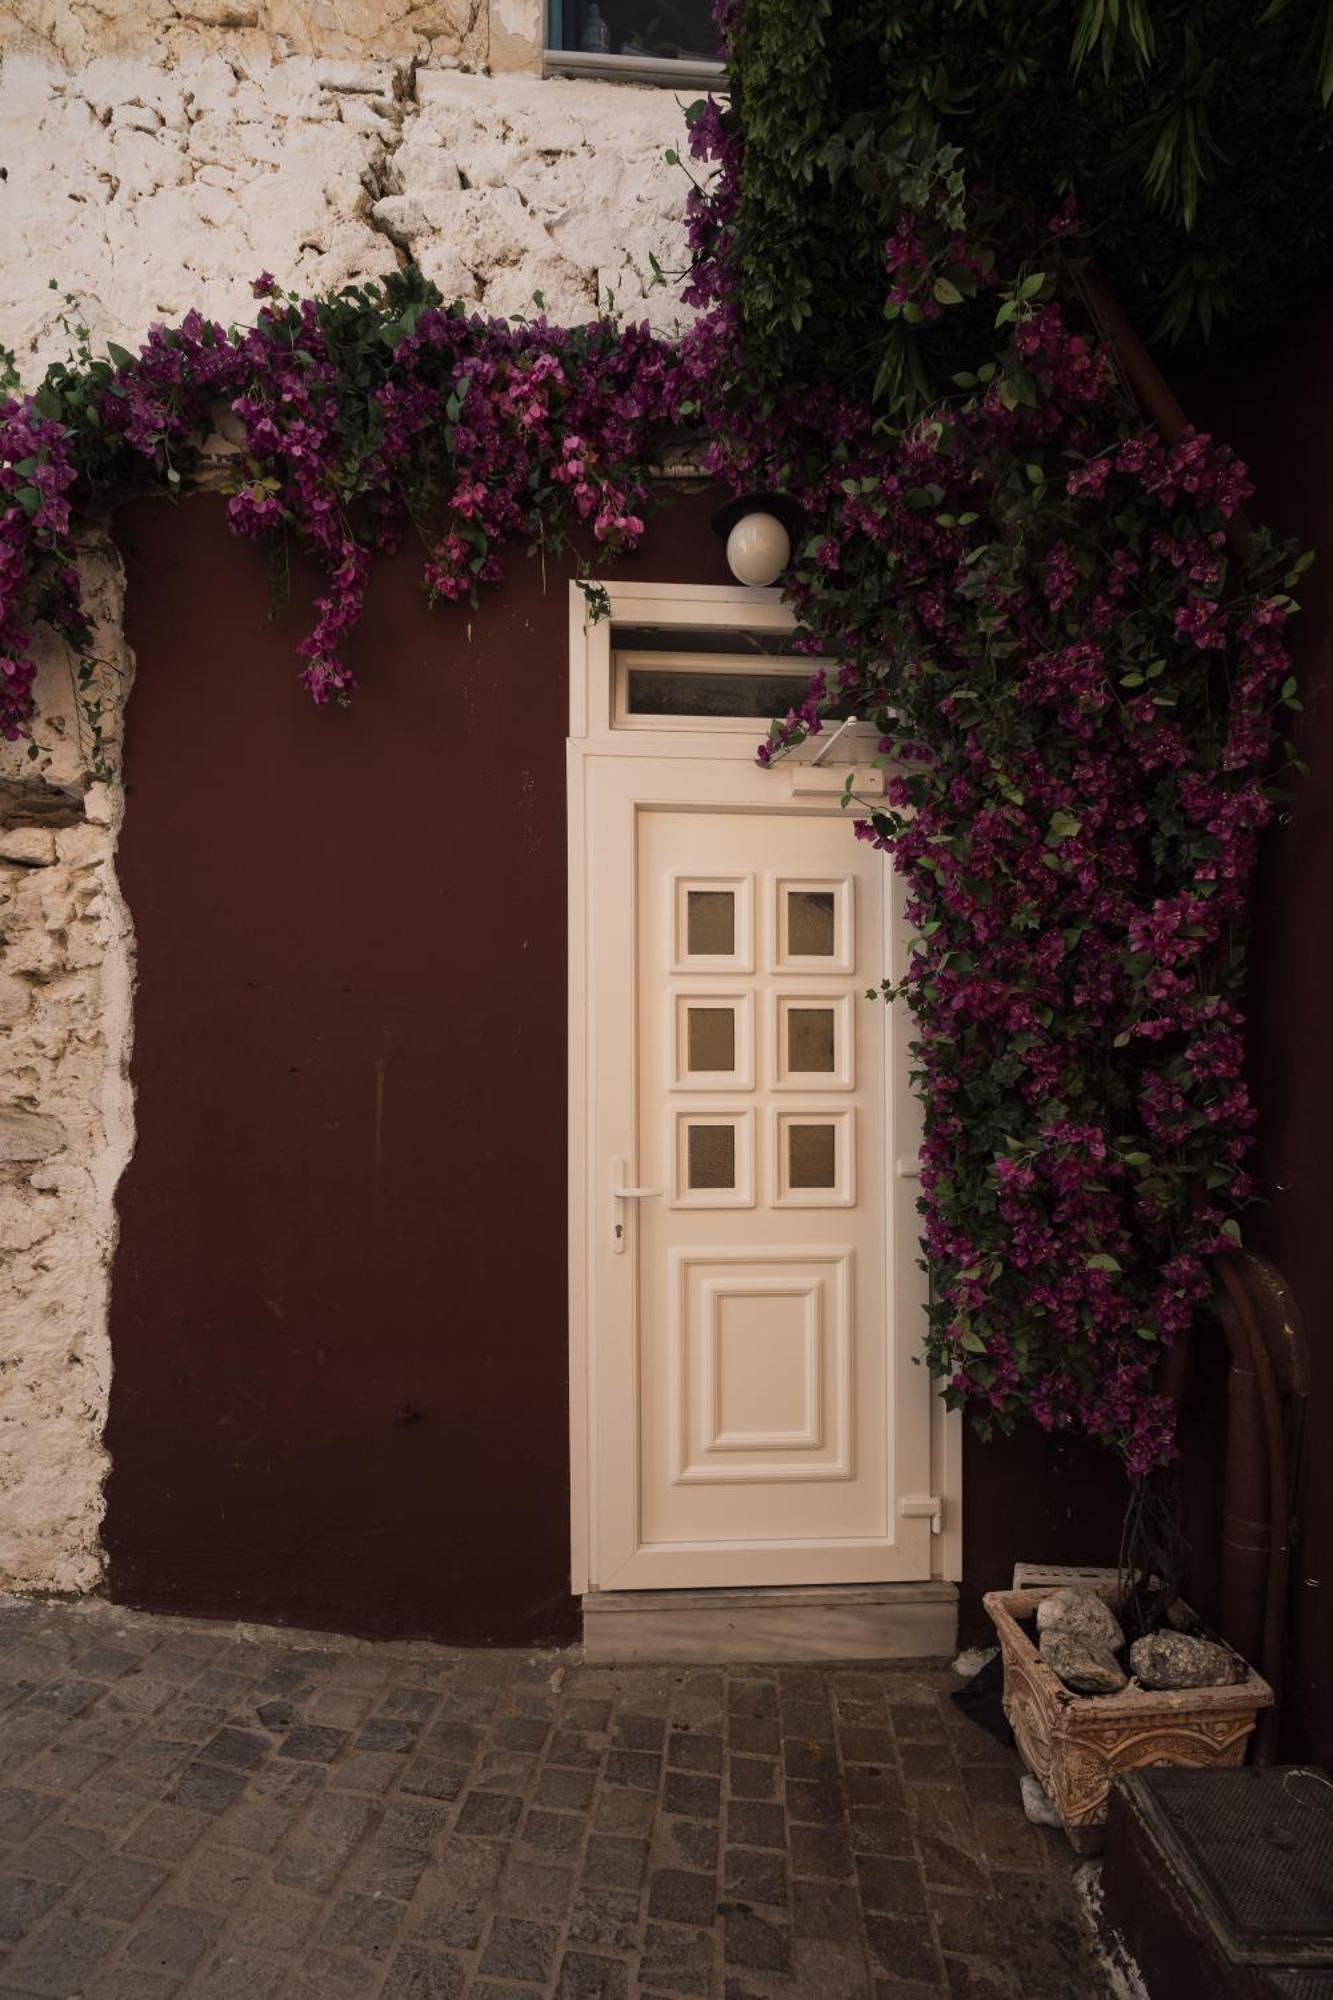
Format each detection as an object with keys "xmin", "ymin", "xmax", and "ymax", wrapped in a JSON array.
[
  {"xmin": 1086, "ymin": 1253, "xmax": 1122, "ymax": 1273},
  {"xmin": 1049, "ymin": 810, "xmax": 1081, "ymax": 840},
  {"xmin": 1220, "ymin": 1217, "xmax": 1243, "ymax": 1246},
  {"xmin": 933, "ymin": 276, "xmax": 964, "ymax": 306}
]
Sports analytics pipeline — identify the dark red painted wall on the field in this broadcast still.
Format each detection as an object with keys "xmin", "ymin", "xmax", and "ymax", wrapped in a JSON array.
[
  {"xmin": 107, "ymin": 489, "xmax": 726, "ymax": 1644},
  {"xmin": 1185, "ymin": 303, "xmax": 1333, "ymax": 1766}
]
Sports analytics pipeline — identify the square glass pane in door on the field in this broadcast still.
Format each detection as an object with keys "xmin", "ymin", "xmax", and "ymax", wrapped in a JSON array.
[
  {"xmin": 672, "ymin": 874, "xmax": 753, "ymax": 972},
  {"xmin": 773, "ymin": 993, "xmax": 854, "ymax": 1090},
  {"xmin": 672, "ymin": 1109, "xmax": 754, "ymax": 1208},
  {"xmin": 688, "ymin": 1123, "xmax": 735, "ymax": 1188},
  {"xmin": 688, "ymin": 1007, "xmax": 735, "ymax": 1073},
  {"xmin": 789, "ymin": 1008, "xmax": 835, "ymax": 1072},
  {"xmin": 789, "ymin": 892, "xmax": 835, "ymax": 957},
  {"xmin": 774, "ymin": 876, "xmax": 853, "ymax": 972},
  {"xmin": 687, "ymin": 890, "xmax": 734, "ymax": 957},
  {"xmin": 772, "ymin": 1109, "xmax": 855, "ymax": 1207},
  {"xmin": 674, "ymin": 993, "xmax": 755, "ymax": 1090}
]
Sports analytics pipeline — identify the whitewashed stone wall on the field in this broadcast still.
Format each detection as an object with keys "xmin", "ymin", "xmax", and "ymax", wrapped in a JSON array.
[{"xmin": 0, "ymin": 0, "xmax": 690, "ymax": 1592}]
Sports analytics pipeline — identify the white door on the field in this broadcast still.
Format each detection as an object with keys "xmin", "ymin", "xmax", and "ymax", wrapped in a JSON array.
[{"xmin": 579, "ymin": 752, "xmax": 934, "ymax": 1591}]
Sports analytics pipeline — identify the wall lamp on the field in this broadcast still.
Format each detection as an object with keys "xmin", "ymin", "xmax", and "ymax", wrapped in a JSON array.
[{"xmin": 712, "ymin": 491, "xmax": 803, "ymax": 588}]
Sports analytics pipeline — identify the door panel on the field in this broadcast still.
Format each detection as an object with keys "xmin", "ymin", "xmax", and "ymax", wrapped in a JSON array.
[{"xmin": 585, "ymin": 759, "xmax": 931, "ymax": 1590}]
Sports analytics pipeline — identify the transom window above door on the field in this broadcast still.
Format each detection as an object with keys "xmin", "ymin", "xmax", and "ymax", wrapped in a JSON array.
[
  {"xmin": 546, "ymin": 0, "xmax": 726, "ymax": 86},
  {"xmin": 610, "ymin": 622, "xmax": 860, "ymax": 733}
]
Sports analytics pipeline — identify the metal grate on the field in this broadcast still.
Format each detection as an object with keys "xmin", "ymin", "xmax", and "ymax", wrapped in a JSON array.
[{"xmin": 1127, "ymin": 1767, "xmax": 1333, "ymax": 1965}]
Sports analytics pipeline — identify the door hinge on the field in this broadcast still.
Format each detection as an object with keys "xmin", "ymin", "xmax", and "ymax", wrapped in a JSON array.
[{"xmin": 899, "ymin": 1494, "xmax": 942, "ymax": 1535}]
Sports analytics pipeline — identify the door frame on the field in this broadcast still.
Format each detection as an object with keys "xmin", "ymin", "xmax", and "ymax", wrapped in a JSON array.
[{"xmin": 566, "ymin": 580, "xmax": 962, "ymax": 1594}]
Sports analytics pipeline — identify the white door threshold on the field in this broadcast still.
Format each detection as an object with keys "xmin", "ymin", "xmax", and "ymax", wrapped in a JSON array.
[{"xmin": 581, "ymin": 1581, "xmax": 957, "ymax": 1664}]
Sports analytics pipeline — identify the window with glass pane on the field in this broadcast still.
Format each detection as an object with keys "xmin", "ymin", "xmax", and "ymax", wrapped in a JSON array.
[{"xmin": 552, "ymin": 0, "xmax": 721, "ymax": 60}]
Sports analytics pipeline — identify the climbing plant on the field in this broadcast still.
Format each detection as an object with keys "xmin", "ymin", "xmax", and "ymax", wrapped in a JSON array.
[{"xmin": 0, "ymin": 0, "xmax": 1319, "ymax": 1471}]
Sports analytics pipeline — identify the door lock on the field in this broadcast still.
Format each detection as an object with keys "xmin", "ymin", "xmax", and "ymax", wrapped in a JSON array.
[{"xmin": 610, "ymin": 1156, "xmax": 662, "ymax": 1254}]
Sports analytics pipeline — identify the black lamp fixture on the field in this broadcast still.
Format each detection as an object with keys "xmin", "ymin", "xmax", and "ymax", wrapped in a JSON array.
[{"xmin": 711, "ymin": 491, "xmax": 804, "ymax": 587}]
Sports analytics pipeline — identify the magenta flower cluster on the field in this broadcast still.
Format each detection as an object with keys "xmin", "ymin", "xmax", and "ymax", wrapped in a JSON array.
[{"xmin": 0, "ymin": 34, "xmax": 1304, "ymax": 1472}]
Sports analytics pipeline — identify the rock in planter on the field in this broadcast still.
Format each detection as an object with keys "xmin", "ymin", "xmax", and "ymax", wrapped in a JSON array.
[
  {"xmin": 1020, "ymin": 1773, "xmax": 1063, "ymax": 1827},
  {"xmin": 1035, "ymin": 1586, "xmax": 1125, "ymax": 1653},
  {"xmin": 1130, "ymin": 1632, "xmax": 1246, "ymax": 1691},
  {"xmin": 1039, "ymin": 1629, "xmax": 1128, "ymax": 1696}
]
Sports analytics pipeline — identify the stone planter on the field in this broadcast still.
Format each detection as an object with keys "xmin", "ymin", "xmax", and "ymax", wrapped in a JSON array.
[{"xmin": 983, "ymin": 1585, "xmax": 1273, "ymax": 1854}]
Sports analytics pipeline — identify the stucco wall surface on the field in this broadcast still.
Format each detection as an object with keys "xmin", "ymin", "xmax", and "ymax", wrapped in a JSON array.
[{"xmin": 0, "ymin": 8, "xmax": 691, "ymax": 1592}]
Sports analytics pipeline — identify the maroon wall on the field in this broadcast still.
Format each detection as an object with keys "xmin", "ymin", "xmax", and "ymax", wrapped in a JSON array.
[
  {"xmin": 107, "ymin": 489, "xmax": 726, "ymax": 1644},
  {"xmin": 1186, "ymin": 303, "xmax": 1333, "ymax": 1766}
]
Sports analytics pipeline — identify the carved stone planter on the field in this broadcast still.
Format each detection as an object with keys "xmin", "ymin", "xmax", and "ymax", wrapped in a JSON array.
[{"xmin": 984, "ymin": 1585, "xmax": 1273, "ymax": 1854}]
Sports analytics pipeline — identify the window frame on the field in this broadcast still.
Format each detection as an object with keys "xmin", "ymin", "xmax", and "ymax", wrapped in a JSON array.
[{"xmin": 544, "ymin": 0, "xmax": 727, "ymax": 88}]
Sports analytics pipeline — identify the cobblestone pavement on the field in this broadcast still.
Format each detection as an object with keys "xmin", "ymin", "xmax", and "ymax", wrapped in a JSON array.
[{"xmin": 0, "ymin": 1597, "xmax": 1108, "ymax": 2000}]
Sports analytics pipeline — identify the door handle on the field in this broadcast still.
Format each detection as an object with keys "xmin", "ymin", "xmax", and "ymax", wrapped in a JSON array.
[{"xmin": 611, "ymin": 1156, "xmax": 661, "ymax": 1254}]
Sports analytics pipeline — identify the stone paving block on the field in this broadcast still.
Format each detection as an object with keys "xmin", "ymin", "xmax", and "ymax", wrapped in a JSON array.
[
  {"xmin": 641, "ymin": 1920, "xmax": 715, "ymax": 1996},
  {"xmin": 521, "ymin": 1806, "xmax": 585, "ymax": 1858},
  {"xmin": 65, "ymin": 1852, "xmax": 168, "ymax": 1920},
  {"xmin": 400, "ymin": 1756, "xmax": 469, "ymax": 1802},
  {"xmin": 864, "ymin": 1910, "xmax": 943, "ymax": 1986},
  {"xmin": 174, "ymin": 1841, "xmax": 260, "ymax": 1910},
  {"xmin": 230, "ymin": 1882, "xmax": 324, "ymax": 1952},
  {"xmin": 13, "ymin": 1820, "xmax": 107, "ymax": 1885},
  {"xmin": 724, "ymin": 1845, "xmax": 787, "ymax": 1909},
  {"xmin": 567, "ymin": 1884, "xmax": 640, "ymax": 1950},
  {"xmin": 729, "ymin": 1755, "xmax": 778, "ymax": 1801},
  {"xmin": 200, "ymin": 1728, "xmax": 270, "ymax": 1772},
  {"xmin": 789, "ymin": 1822, "xmax": 853, "ymax": 1880},
  {"xmin": 0, "ymin": 1789, "xmax": 57, "ymax": 1845},
  {"xmin": 727, "ymin": 1717, "xmax": 780, "ymax": 1756},
  {"xmin": 280, "ymin": 1943, "xmax": 386, "ymax": 1996},
  {"xmin": 121, "ymin": 1736, "xmax": 194, "ymax": 1781},
  {"xmin": 0, "ymin": 1874, "xmax": 64, "ymax": 1945},
  {"xmin": 250, "ymin": 1762, "xmax": 326, "ymax": 1809},
  {"xmin": 342, "ymin": 1835, "xmax": 432, "ymax": 1900},
  {"xmin": 355, "ymin": 1717, "xmax": 418, "ymax": 1755},
  {"xmin": 319, "ymin": 1889, "xmax": 402, "ymax": 1961},
  {"xmin": 79, "ymin": 1970, "xmax": 184, "ymax": 2000},
  {"xmin": 651, "ymin": 1815, "xmax": 718, "ymax": 1874},
  {"xmin": 19, "ymin": 1744, "xmax": 108, "ymax": 1794},
  {"xmin": 190, "ymin": 1947, "xmax": 291, "ymax": 1999},
  {"xmin": 408, "ymin": 1838, "xmax": 502, "ymax": 1951},
  {"xmin": 724, "ymin": 1905, "xmax": 791, "ymax": 1973},
  {"xmin": 663, "ymin": 1771, "xmax": 719, "ymax": 1820},
  {"xmin": 554, "ymin": 1949, "xmax": 631, "ymax": 1999},
  {"xmin": 171, "ymin": 1764, "xmax": 248, "ymax": 1814},
  {"xmin": 124, "ymin": 1903, "xmax": 225, "ymax": 1976},
  {"xmin": 23, "ymin": 1678, "xmax": 105, "ymax": 1720},
  {"xmin": 278, "ymin": 1725, "xmax": 349, "ymax": 1765},
  {"xmin": 854, "ymin": 1852, "xmax": 926, "ymax": 1914},
  {"xmin": 582, "ymin": 1833, "xmax": 647, "ymax": 1891},
  {"xmin": 212, "ymin": 1799, "xmax": 295, "ymax": 1853},
  {"xmin": 848, "ymin": 1806, "xmax": 913, "ymax": 1858},
  {"xmin": 64, "ymin": 1772, "xmax": 161, "ymax": 1833},
  {"xmin": 792, "ymin": 1876, "xmax": 861, "ymax": 1939},
  {"xmin": 455, "ymin": 1791, "xmax": 522, "ymax": 1840},
  {"xmin": 498, "ymin": 1857, "xmax": 574, "ymax": 1919},
  {"xmin": 478, "ymin": 1913, "xmax": 558, "ymax": 1982},
  {"xmin": 273, "ymin": 1794, "xmax": 379, "ymax": 1893},
  {"xmin": 725, "ymin": 1801, "xmax": 784, "ymax": 1850},
  {"xmin": 121, "ymin": 1803, "xmax": 213, "ymax": 1861},
  {"xmin": 669, "ymin": 1729, "xmax": 724, "ymax": 1774},
  {"xmin": 792, "ymin": 1934, "xmax": 874, "ymax": 1999},
  {"xmin": 648, "ymin": 1866, "xmax": 716, "ymax": 1929},
  {"xmin": 379, "ymin": 1943, "xmax": 467, "ymax": 1998},
  {"xmin": 5, "ymin": 1913, "xmax": 122, "ymax": 1993},
  {"xmin": 593, "ymin": 1789, "xmax": 653, "ymax": 1838},
  {"xmin": 329, "ymin": 1751, "xmax": 404, "ymax": 1794}
]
